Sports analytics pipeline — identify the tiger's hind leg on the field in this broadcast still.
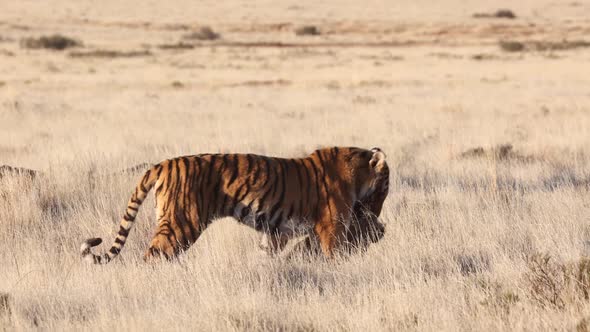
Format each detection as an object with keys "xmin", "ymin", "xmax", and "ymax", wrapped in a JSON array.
[
  {"xmin": 144, "ymin": 216, "xmax": 202, "ymax": 262},
  {"xmin": 144, "ymin": 220, "xmax": 180, "ymax": 261}
]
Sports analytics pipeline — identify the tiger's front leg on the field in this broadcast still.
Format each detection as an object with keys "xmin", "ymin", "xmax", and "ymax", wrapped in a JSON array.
[{"xmin": 313, "ymin": 205, "xmax": 350, "ymax": 258}]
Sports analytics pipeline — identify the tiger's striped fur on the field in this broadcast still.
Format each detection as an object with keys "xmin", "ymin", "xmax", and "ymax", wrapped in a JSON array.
[{"xmin": 80, "ymin": 146, "xmax": 389, "ymax": 263}]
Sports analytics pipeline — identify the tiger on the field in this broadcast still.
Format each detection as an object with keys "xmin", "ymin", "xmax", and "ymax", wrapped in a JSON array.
[{"xmin": 80, "ymin": 146, "xmax": 390, "ymax": 264}]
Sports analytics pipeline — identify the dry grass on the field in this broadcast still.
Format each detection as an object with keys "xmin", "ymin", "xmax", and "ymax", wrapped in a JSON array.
[{"xmin": 1, "ymin": 0, "xmax": 590, "ymax": 330}]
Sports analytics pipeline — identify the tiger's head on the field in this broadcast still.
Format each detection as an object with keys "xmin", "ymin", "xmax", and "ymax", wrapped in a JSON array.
[
  {"xmin": 341, "ymin": 147, "xmax": 390, "ymax": 249},
  {"xmin": 342, "ymin": 147, "xmax": 389, "ymax": 202}
]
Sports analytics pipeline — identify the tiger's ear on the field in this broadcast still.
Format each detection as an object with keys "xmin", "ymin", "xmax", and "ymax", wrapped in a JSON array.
[{"xmin": 369, "ymin": 147, "xmax": 386, "ymax": 169}]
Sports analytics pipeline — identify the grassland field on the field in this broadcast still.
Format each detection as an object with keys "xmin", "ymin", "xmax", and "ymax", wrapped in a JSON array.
[{"xmin": 1, "ymin": 0, "xmax": 590, "ymax": 330}]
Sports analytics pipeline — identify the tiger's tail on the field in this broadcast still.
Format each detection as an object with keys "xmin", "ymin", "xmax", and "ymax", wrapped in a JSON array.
[{"xmin": 81, "ymin": 165, "xmax": 159, "ymax": 264}]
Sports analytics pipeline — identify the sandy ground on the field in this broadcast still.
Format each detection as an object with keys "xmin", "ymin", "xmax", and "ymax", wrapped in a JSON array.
[{"xmin": 1, "ymin": 0, "xmax": 590, "ymax": 330}]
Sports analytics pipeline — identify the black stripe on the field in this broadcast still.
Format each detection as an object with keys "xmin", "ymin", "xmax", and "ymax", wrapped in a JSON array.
[
  {"xmin": 246, "ymin": 154, "xmax": 253, "ymax": 174},
  {"xmin": 139, "ymin": 180, "xmax": 147, "ymax": 193},
  {"xmin": 286, "ymin": 204, "xmax": 294, "ymax": 220},
  {"xmin": 231, "ymin": 183, "xmax": 247, "ymax": 211},
  {"xmin": 267, "ymin": 159, "xmax": 287, "ymax": 225},
  {"xmin": 219, "ymin": 193, "xmax": 229, "ymax": 217},
  {"xmin": 160, "ymin": 161, "xmax": 174, "ymax": 215},
  {"xmin": 123, "ymin": 213, "xmax": 134, "ymax": 221},
  {"xmin": 227, "ymin": 155, "xmax": 239, "ymax": 187},
  {"xmin": 207, "ymin": 155, "xmax": 219, "ymax": 220},
  {"xmin": 140, "ymin": 169, "xmax": 152, "ymax": 191},
  {"xmin": 307, "ymin": 158, "xmax": 322, "ymax": 217},
  {"xmin": 299, "ymin": 159, "xmax": 312, "ymax": 216},
  {"xmin": 237, "ymin": 183, "xmax": 251, "ymax": 202},
  {"xmin": 174, "ymin": 212, "xmax": 189, "ymax": 245},
  {"xmin": 109, "ymin": 247, "xmax": 121, "ymax": 255},
  {"xmin": 173, "ymin": 158, "xmax": 183, "ymax": 202},
  {"xmin": 270, "ymin": 211, "xmax": 283, "ymax": 230},
  {"xmin": 209, "ymin": 157, "xmax": 224, "ymax": 218},
  {"xmin": 332, "ymin": 147, "xmax": 339, "ymax": 159},
  {"xmin": 232, "ymin": 183, "xmax": 246, "ymax": 206},
  {"xmin": 118, "ymin": 225, "xmax": 129, "ymax": 237},
  {"xmin": 239, "ymin": 205, "xmax": 251, "ymax": 220},
  {"xmin": 199, "ymin": 156, "xmax": 215, "ymax": 221},
  {"xmin": 180, "ymin": 157, "xmax": 189, "ymax": 209},
  {"xmin": 180, "ymin": 157, "xmax": 197, "ymax": 242},
  {"xmin": 293, "ymin": 159, "xmax": 304, "ymax": 191},
  {"xmin": 166, "ymin": 160, "xmax": 174, "ymax": 190},
  {"xmin": 186, "ymin": 158, "xmax": 200, "ymax": 239},
  {"xmin": 251, "ymin": 156, "xmax": 264, "ymax": 185},
  {"xmin": 205, "ymin": 155, "xmax": 217, "ymax": 187},
  {"xmin": 253, "ymin": 157, "xmax": 274, "ymax": 211},
  {"xmin": 292, "ymin": 159, "xmax": 305, "ymax": 217},
  {"xmin": 261, "ymin": 157, "xmax": 271, "ymax": 186},
  {"xmin": 269, "ymin": 159, "xmax": 281, "ymax": 198},
  {"xmin": 255, "ymin": 213, "xmax": 267, "ymax": 231},
  {"xmin": 115, "ymin": 237, "xmax": 125, "ymax": 245},
  {"xmin": 314, "ymin": 153, "xmax": 333, "ymax": 219},
  {"xmin": 194, "ymin": 157, "xmax": 204, "ymax": 221},
  {"xmin": 256, "ymin": 187, "xmax": 272, "ymax": 212},
  {"xmin": 128, "ymin": 205, "xmax": 138, "ymax": 212}
]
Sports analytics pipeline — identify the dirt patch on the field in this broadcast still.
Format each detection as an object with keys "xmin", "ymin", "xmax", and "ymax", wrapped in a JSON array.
[
  {"xmin": 157, "ymin": 42, "xmax": 195, "ymax": 50},
  {"xmin": 0, "ymin": 49, "xmax": 15, "ymax": 57},
  {"xmin": 20, "ymin": 35, "xmax": 82, "ymax": 50},
  {"xmin": 69, "ymin": 49, "xmax": 151, "ymax": 58},
  {"xmin": 473, "ymin": 9, "xmax": 516, "ymax": 19},
  {"xmin": 500, "ymin": 40, "xmax": 590, "ymax": 52},
  {"xmin": 0, "ymin": 292, "xmax": 11, "ymax": 318},
  {"xmin": 429, "ymin": 52, "xmax": 463, "ymax": 59},
  {"xmin": 225, "ymin": 79, "xmax": 291, "ymax": 88},
  {"xmin": 532, "ymin": 40, "xmax": 590, "ymax": 51},
  {"xmin": 0, "ymin": 35, "xmax": 14, "ymax": 43},
  {"xmin": 499, "ymin": 40, "xmax": 525, "ymax": 52},
  {"xmin": 182, "ymin": 26, "xmax": 220, "ymax": 41},
  {"xmin": 472, "ymin": 53, "xmax": 500, "ymax": 60},
  {"xmin": 295, "ymin": 25, "xmax": 321, "ymax": 36},
  {"xmin": 171, "ymin": 81, "xmax": 184, "ymax": 88},
  {"xmin": 186, "ymin": 40, "xmax": 418, "ymax": 49}
]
